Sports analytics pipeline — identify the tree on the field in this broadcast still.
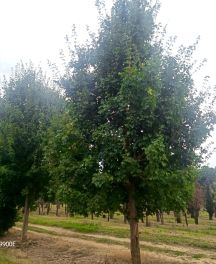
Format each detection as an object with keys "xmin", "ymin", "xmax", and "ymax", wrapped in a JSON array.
[
  {"xmin": 0, "ymin": 167, "xmax": 18, "ymax": 236},
  {"xmin": 188, "ymin": 182, "xmax": 204, "ymax": 224},
  {"xmin": 198, "ymin": 166, "xmax": 216, "ymax": 220},
  {"xmin": 0, "ymin": 62, "xmax": 62, "ymax": 240},
  {"xmin": 44, "ymin": 112, "xmax": 102, "ymax": 218},
  {"xmin": 55, "ymin": 0, "xmax": 216, "ymax": 263}
]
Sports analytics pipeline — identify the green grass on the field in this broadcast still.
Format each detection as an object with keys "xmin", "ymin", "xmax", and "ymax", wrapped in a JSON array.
[
  {"xmin": 192, "ymin": 253, "xmax": 206, "ymax": 259},
  {"xmin": 27, "ymin": 215, "xmax": 129, "ymax": 238},
  {"xmin": 28, "ymin": 216, "xmax": 100, "ymax": 233},
  {"xmin": 0, "ymin": 250, "xmax": 21, "ymax": 264},
  {"xmin": 0, "ymin": 252, "xmax": 14, "ymax": 264},
  {"xmin": 139, "ymin": 226, "xmax": 216, "ymax": 250}
]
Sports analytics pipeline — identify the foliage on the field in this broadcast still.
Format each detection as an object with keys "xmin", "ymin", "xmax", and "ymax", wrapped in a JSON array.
[
  {"xmin": 0, "ymin": 62, "xmax": 62, "ymax": 234},
  {"xmin": 198, "ymin": 166, "xmax": 216, "ymax": 219},
  {"xmin": 57, "ymin": 0, "xmax": 216, "ymax": 217},
  {"xmin": 0, "ymin": 167, "xmax": 18, "ymax": 236},
  {"xmin": 17, "ymin": 0, "xmax": 216, "ymax": 262},
  {"xmin": 44, "ymin": 111, "xmax": 97, "ymax": 215},
  {"xmin": 47, "ymin": 1, "xmax": 216, "ymax": 262}
]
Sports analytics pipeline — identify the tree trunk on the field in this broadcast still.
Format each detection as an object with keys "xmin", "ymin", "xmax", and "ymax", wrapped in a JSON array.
[
  {"xmin": 189, "ymin": 208, "xmax": 194, "ymax": 218},
  {"xmin": 21, "ymin": 194, "xmax": 30, "ymax": 242},
  {"xmin": 146, "ymin": 214, "xmax": 150, "ymax": 227},
  {"xmin": 184, "ymin": 212, "xmax": 188, "ymax": 227},
  {"xmin": 65, "ymin": 204, "xmax": 68, "ymax": 216},
  {"xmin": 46, "ymin": 203, "xmax": 50, "ymax": 215},
  {"xmin": 42, "ymin": 202, "xmax": 44, "ymax": 215},
  {"xmin": 160, "ymin": 210, "xmax": 164, "ymax": 225},
  {"xmin": 156, "ymin": 211, "xmax": 160, "ymax": 222},
  {"xmin": 209, "ymin": 212, "xmax": 213, "ymax": 220},
  {"xmin": 110, "ymin": 211, "xmax": 114, "ymax": 219},
  {"xmin": 56, "ymin": 202, "xmax": 60, "ymax": 216},
  {"xmin": 128, "ymin": 183, "xmax": 141, "ymax": 264},
  {"xmin": 124, "ymin": 214, "xmax": 127, "ymax": 224},
  {"xmin": 175, "ymin": 211, "xmax": 182, "ymax": 223},
  {"xmin": 38, "ymin": 203, "xmax": 41, "ymax": 215},
  {"xmin": 194, "ymin": 210, "xmax": 199, "ymax": 225}
]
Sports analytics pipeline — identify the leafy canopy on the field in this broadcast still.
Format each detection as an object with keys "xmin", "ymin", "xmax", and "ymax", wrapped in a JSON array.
[{"xmin": 53, "ymin": 0, "xmax": 216, "ymax": 215}]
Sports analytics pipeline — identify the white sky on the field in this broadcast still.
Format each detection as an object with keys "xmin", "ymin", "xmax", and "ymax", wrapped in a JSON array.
[{"xmin": 0, "ymin": 0, "xmax": 216, "ymax": 166}]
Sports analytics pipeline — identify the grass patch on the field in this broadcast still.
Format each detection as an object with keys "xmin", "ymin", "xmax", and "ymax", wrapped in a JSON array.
[
  {"xmin": 28, "ymin": 216, "xmax": 100, "ymax": 233},
  {"xmin": 139, "ymin": 226, "xmax": 216, "ymax": 250},
  {"xmin": 139, "ymin": 244, "xmax": 187, "ymax": 257},
  {"xmin": 0, "ymin": 251, "xmax": 15, "ymax": 264},
  {"xmin": 0, "ymin": 249, "xmax": 34, "ymax": 264},
  {"xmin": 27, "ymin": 215, "xmax": 129, "ymax": 238},
  {"xmin": 192, "ymin": 253, "xmax": 205, "ymax": 259}
]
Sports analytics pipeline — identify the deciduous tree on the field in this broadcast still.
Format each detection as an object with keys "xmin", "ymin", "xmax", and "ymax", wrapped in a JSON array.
[
  {"xmin": 52, "ymin": 0, "xmax": 216, "ymax": 263},
  {"xmin": 0, "ymin": 63, "xmax": 62, "ymax": 240}
]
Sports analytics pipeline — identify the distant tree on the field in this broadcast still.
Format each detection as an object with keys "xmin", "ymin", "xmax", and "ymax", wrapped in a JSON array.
[
  {"xmin": 0, "ymin": 167, "xmax": 18, "ymax": 236},
  {"xmin": 188, "ymin": 182, "xmax": 204, "ymax": 224},
  {"xmin": 44, "ymin": 112, "xmax": 103, "ymax": 218},
  {"xmin": 198, "ymin": 166, "xmax": 216, "ymax": 220},
  {"xmin": 0, "ymin": 62, "xmax": 62, "ymax": 240},
  {"xmin": 50, "ymin": 0, "xmax": 216, "ymax": 263}
]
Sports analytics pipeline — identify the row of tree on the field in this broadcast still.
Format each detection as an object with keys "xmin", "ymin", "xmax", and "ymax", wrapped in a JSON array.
[
  {"xmin": 33, "ymin": 166, "xmax": 216, "ymax": 227},
  {"xmin": 1, "ymin": 1, "xmax": 216, "ymax": 264},
  {"xmin": 189, "ymin": 166, "xmax": 216, "ymax": 224}
]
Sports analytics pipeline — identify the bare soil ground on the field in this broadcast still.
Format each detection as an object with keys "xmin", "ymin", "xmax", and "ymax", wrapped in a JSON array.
[{"xmin": 1, "ymin": 225, "xmax": 215, "ymax": 264}]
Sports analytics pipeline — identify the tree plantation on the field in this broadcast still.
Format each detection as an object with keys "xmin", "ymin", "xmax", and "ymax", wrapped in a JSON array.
[{"xmin": 1, "ymin": 1, "xmax": 216, "ymax": 264}]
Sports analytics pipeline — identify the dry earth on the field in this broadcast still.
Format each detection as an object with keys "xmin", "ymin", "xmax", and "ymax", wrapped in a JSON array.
[{"xmin": 1, "ymin": 225, "xmax": 215, "ymax": 264}]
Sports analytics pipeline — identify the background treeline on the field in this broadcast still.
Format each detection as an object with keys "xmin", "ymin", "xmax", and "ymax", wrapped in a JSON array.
[
  {"xmin": 1, "ymin": 1, "xmax": 216, "ymax": 264},
  {"xmin": 32, "ymin": 165, "xmax": 216, "ymax": 226}
]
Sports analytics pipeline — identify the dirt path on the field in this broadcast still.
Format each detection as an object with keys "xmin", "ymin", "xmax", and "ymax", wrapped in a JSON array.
[
  {"xmin": 10, "ymin": 224, "xmax": 216, "ymax": 264},
  {"xmin": 20, "ymin": 224, "xmax": 216, "ymax": 257}
]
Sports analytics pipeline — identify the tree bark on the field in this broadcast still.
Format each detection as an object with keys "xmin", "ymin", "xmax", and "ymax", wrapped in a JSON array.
[
  {"xmin": 41, "ymin": 201, "xmax": 44, "ymax": 215},
  {"xmin": 160, "ymin": 210, "xmax": 164, "ymax": 225},
  {"xmin": 56, "ymin": 201, "xmax": 60, "ymax": 216},
  {"xmin": 65, "ymin": 204, "xmax": 68, "ymax": 216},
  {"xmin": 209, "ymin": 212, "xmax": 213, "ymax": 220},
  {"xmin": 175, "ymin": 211, "xmax": 182, "ymax": 223},
  {"xmin": 38, "ymin": 203, "xmax": 41, "ymax": 215},
  {"xmin": 146, "ymin": 214, "xmax": 150, "ymax": 227},
  {"xmin": 124, "ymin": 214, "xmax": 127, "ymax": 224},
  {"xmin": 184, "ymin": 212, "xmax": 188, "ymax": 227},
  {"xmin": 189, "ymin": 208, "xmax": 194, "ymax": 218},
  {"xmin": 21, "ymin": 194, "xmax": 30, "ymax": 242},
  {"xmin": 194, "ymin": 210, "xmax": 199, "ymax": 225},
  {"xmin": 128, "ymin": 182, "xmax": 141, "ymax": 264},
  {"xmin": 110, "ymin": 211, "xmax": 114, "ymax": 219},
  {"xmin": 46, "ymin": 203, "xmax": 50, "ymax": 215},
  {"xmin": 156, "ymin": 211, "xmax": 160, "ymax": 222}
]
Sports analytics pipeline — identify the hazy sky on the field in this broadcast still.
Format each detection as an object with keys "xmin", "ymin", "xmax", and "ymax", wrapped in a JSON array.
[{"xmin": 0, "ymin": 0, "xmax": 216, "ymax": 166}]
